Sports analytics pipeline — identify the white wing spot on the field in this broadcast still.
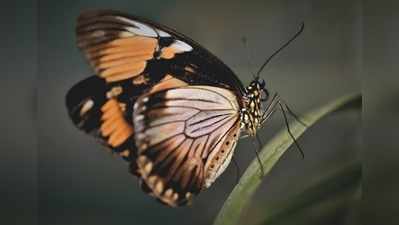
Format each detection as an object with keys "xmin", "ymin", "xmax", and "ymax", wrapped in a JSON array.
[
  {"xmin": 135, "ymin": 114, "xmax": 144, "ymax": 122},
  {"xmin": 92, "ymin": 30, "xmax": 106, "ymax": 37},
  {"xmin": 142, "ymin": 97, "xmax": 149, "ymax": 103},
  {"xmin": 157, "ymin": 29, "xmax": 171, "ymax": 37},
  {"xmin": 117, "ymin": 16, "xmax": 157, "ymax": 37},
  {"xmin": 80, "ymin": 99, "xmax": 94, "ymax": 116},
  {"xmin": 171, "ymin": 40, "xmax": 193, "ymax": 52}
]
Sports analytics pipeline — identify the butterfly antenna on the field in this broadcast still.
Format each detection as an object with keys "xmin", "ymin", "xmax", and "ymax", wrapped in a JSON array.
[
  {"xmin": 278, "ymin": 102, "xmax": 305, "ymax": 159},
  {"xmin": 241, "ymin": 36, "xmax": 257, "ymax": 79},
  {"xmin": 253, "ymin": 135, "xmax": 265, "ymax": 176},
  {"xmin": 232, "ymin": 157, "xmax": 241, "ymax": 186},
  {"xmin": 256, "ymin": 22, "xmax": 305, "ymax": 77}
]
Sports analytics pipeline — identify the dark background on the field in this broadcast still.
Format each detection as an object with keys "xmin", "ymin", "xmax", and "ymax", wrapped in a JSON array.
[
  {"xmin": 363, "ymin": 1, "xmax": 399, "ymax": 225},
  {"xmin": 0, "ymin": 1, "xmax": 37, "ymax": 225},
  {"xmin": 3, "ymin": 0, "xmax": 384, "ymax": 225}
]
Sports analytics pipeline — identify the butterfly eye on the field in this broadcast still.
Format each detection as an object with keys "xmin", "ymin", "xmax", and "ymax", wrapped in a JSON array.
[{"xmin": 259, "ymin": 79, "xmax": 266, "ymax": 89}]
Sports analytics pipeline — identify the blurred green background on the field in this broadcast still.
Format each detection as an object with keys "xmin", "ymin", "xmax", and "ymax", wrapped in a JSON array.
[{"xmin": 36, "ymin": 0, "xmax": 361, "ymax": 225}]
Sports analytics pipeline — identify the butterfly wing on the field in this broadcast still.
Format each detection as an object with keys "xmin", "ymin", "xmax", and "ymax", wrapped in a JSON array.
[
  {"xmin": 66, "ymin": 74, "xmax": 189, "ymax": 163},
  {"xmin": 76, "ymin": 9, "xmax": 245, "ymax": 94},
  {"xmin": 133, "ymin": 86, "xmax": 241, "ymax": 206},
  {"xmin": 67, "ymin": 9, "xmax": 245, "ymax": 205}
]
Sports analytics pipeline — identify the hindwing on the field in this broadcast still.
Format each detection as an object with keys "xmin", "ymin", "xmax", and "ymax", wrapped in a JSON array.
[{"xmin": 133, "ymin": 86, "xmax": 241, "ymax": 206}]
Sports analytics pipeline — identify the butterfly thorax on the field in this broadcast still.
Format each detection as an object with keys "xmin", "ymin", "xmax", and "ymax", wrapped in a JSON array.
[{"xmin": 240, "ymin": 80, "xmax": 264, "ymax": 136}]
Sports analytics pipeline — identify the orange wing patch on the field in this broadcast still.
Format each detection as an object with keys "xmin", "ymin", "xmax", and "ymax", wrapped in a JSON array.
[
  {"xmin": 78, "ymin": 36, "xmax": 157, "ymax": 82},
  {"xmin": 100, "ymin": 99, "xmax": 134, "ymax": 147},
  {"xmin": 160, "ymin": 47, "xmax": 177, "ymax": 59},
  {"xmin": 149, "ymin": 74, "xmax": 188, "ymax": 93},
  {"xmin": 160, "ymin": 40, "xmax": 193, "ymax": 59}
]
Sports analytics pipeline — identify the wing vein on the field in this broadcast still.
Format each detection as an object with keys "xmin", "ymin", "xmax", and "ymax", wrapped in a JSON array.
[
  {"xmin": 190, "ymin": 115, "xmax": 232, "ymax": 134},
  {"xmin": 188, "ymin": 112, "xmax": 232, "ymax": 127}
]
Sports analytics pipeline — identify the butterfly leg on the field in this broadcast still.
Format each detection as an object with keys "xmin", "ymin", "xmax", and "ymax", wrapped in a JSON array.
[
  {"xmin": 278, "ymin": 98, "xmax": 308, "ymax": 127},
  {"xmin": 278, "ymin": 102, "xmax": 305, "ymax": 159},
  {"xmin": 254, "ymin": 135, "xmax": 266, "ymax": 176},
  {"xmin": 260, "ymin": 92, "xmax": 280, "ymax": 124},
  {"xmin": 260, "ymin": 93, "xmax": 306, "ymax": 159}
]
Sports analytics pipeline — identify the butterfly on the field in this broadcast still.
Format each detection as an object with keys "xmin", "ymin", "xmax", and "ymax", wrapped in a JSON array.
[{"xmin": 66, "ymin": 9, "xmax": 304, "ymax": 207}]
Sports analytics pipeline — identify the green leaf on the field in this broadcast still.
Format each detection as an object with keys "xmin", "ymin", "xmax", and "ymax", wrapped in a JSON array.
[
  {"xmin": 257, "ymin": 162, "xmax": 361, "ymax": 225},
  {"xmin": 213, "ymin": 93, "xmax": 361, "ymax": 225}
]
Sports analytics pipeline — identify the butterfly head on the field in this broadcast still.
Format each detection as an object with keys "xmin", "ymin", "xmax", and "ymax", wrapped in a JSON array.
[{"xmin": 241, "ymin": 78, "xmax": 270, "ymax": 136}]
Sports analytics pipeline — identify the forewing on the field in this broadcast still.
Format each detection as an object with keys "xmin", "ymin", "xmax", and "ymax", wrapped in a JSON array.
[
  {"xmin": 133, "ymin": 86, "xmax": 241, "ymax": 206},
  {"xmin": 77, "ymin": 10, "xmax": 192, "ymax": 83},
  {"xmin": 76, "ymin": 9, "xmax": 245, "ymax": 93}
]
